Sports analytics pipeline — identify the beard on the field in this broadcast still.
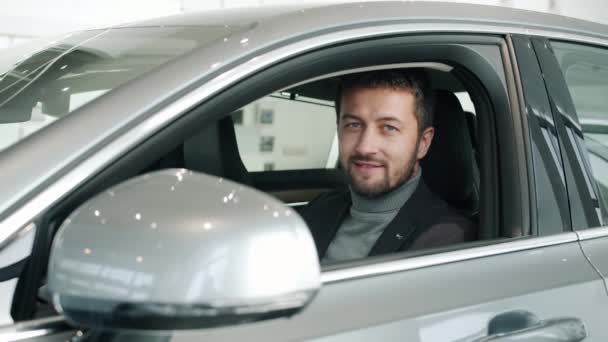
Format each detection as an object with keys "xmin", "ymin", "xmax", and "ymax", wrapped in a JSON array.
[{"xmin": 343, "ymin": 147, "xmax": 419, "ymax": 199}]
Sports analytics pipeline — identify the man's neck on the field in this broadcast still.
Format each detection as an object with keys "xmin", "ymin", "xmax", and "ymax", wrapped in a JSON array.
[{"xmin": 350, "ymin": 170, "xmax": 422, "ymax": 214}]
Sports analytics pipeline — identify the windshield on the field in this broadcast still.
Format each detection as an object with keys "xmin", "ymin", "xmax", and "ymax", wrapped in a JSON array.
[{"xmin": 0, "ymin": 25, "xmax": 240, "ymax": 152}]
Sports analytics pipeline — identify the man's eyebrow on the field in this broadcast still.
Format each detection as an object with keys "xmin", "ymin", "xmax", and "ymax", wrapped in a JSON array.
[
  {"xmin": 340, "ymin": 113, "xmax": 361, "ymax": 121},
  {"xmin": 340, "ymin": 114, "xmax": 404, "ymax": 124},
  {"xmin": 376, "ymin": 115, "xmax": 403, "ymax": 123}
]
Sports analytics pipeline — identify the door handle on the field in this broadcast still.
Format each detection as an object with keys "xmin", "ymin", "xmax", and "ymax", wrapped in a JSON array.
[{"xmin": 471, "ymin": 310, "xmax": 586, "ymax": 342}]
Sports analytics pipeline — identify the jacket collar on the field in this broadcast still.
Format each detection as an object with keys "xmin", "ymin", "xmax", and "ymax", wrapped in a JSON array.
[
  {"xmin": 312, "ymin": 192, "xmax": 351, "ymax": 258},
  {"xmin": 368, "ymin": 180, "xmax": 434, "ymax": 256},
  {"xmin": 314, "ymin": 180, "xmax": 435, "ymax": 258}
]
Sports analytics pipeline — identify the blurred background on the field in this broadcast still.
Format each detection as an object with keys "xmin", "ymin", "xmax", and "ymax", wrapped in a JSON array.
[{"xmin": 1, "ymin": 0, "xmax": 607, "ymax": 49}]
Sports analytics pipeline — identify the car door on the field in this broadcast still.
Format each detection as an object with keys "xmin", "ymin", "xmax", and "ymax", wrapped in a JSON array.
[{"xmin": 534, "ymin": 35, "xmax": 608, "ymax": 313}]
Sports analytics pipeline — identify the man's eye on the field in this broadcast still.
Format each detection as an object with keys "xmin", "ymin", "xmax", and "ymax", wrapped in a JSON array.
[
  {"xmin": 345, "ymin": 122, "xmax": 361, "ymax": 129},
  {"xmin": 383, "ymin": 125, "xmax": 398, "ymax": 132}
]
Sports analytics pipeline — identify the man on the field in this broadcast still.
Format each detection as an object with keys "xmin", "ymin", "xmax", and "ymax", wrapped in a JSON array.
[{"xmin": 299, "ymin": 69, "xmax": 476, "ymax": 263}]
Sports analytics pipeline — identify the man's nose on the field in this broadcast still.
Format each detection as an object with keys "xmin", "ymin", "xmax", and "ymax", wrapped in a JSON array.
[{"xmin": 354, "ymin": 128, "xmax": 379, "ymax": 155}]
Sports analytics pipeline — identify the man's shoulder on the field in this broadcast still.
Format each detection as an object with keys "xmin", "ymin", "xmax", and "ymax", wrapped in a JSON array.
[
  {"xmin": 297, "ymin": 188, "xmax": 352, "ymax": 254},
  {"xmin": 413, "ymin": 180, "xmax": 468, "ymax": 220},
  {"xmin": 407, "ymin": 181, "xmax": 477, "ymax": 248}
]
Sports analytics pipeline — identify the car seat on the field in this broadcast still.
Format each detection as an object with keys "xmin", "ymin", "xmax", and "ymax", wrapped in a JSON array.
[
  {"xmin": 183, "ymin": 116, "xmax": 252, "ymax": 185},
  {"xmin": 420, "ymin": 90, "xmax": 480, "ymax": 220}
]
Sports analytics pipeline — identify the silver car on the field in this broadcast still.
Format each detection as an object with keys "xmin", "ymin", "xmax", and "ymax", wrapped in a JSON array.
[{"xmin": 1, "ymin": 1, "xmax": 608, "ymax": 341}]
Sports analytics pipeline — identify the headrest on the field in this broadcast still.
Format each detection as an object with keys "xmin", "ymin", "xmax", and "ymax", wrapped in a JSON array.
[
  {"xmin": 183, "ymin": 116, "xmax": 252, "ymax": 185},
  {"xmin": 421, "ymin": 90, "xmax": 474, "ymax": 209}
]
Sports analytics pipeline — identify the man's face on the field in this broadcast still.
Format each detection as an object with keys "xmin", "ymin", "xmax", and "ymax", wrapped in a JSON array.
[{"xmin": 338, "ymin": 86, "xmax": 434, "ymax": 198}]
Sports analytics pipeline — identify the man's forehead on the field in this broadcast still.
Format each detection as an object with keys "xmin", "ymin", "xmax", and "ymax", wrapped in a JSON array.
[
  {"xmin": 342, "ymin": 85, "xmax": 415, "ymax": 96},
  {"xmin": 340, "ymin": 86, "xmax": 416, "ymax": 107},
  {"xmin": 339, "ymin": 87, "xmax": 418, "ymax": 122}
]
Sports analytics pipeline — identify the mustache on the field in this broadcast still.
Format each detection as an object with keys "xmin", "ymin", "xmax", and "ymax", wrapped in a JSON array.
[{"xmin": 348, "ymin": 154, "xmax": 386, "ymax": 166}]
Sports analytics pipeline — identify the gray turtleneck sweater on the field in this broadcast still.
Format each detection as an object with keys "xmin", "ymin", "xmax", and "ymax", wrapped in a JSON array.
[{"xmin": 322, "ymin": 170, "xmax": 421, "ymax": 263}]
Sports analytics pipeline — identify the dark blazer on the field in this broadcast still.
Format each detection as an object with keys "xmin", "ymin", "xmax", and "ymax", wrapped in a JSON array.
[{"xmin": 299, "ymin": 180, "xmax": 476, "ymax": 259}]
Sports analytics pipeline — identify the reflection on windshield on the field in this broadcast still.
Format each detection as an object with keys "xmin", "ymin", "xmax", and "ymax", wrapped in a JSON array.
[{"xmin": 0, "ymin": 25, "xmax": 240, "ymax": 152}]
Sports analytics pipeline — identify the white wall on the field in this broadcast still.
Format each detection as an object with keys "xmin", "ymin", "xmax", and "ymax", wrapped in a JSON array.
[
  {"xmin": 235, "ymin": 95, "xmax": 337, "ymax": 172},
  {"xmin": 0, "ymin": 0, "xmax": 607, "ymax": 50},
  {"xmin": 0, "ymin": 0, "xmax": 181, "ymax": 48}
]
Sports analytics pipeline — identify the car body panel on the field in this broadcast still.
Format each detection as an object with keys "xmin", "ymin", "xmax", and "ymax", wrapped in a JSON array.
[
  {"xmin": 10, "ymin": 237, "xmax": 606, "ymax": 340},
  {"xmin": 577, "ymin": 229, "xmax": 608, "ymax": 291},
  {"xmin": 164, "ymin": 237, "xmax": 607, "ymax": 341}
]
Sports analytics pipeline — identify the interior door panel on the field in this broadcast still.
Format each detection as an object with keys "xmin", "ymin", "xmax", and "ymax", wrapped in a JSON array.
[{"xmin": 250, "ymin": 169, "xmax": 347, "ymax": 204}]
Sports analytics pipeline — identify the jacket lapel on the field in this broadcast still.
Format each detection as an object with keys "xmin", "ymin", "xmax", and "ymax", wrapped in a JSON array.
[
  {"xmin": 368, "ymin": 181, "xmax": 433, "ymax": 256},
  {"xmin": 306, "ymin": 191, "xmax": 351, "ymax": 258}
]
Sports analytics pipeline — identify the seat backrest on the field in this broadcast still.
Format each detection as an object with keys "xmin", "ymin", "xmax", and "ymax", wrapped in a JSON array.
[
  {"xmin": 183, "ymin": 116, "xmax": 252, "ymax": 185},
  {"xmin": 464, "ymin": 110, "xmax": 478, "ymax": 150},
  {"xmin": 420, "ymin": 90, "xmax": 478, "ymax": 214}
]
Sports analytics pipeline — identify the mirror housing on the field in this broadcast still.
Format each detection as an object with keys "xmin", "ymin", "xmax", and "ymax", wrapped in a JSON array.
[{"xmin": 47, "ymin": 169, "xmax": 320, "ymax": 331}]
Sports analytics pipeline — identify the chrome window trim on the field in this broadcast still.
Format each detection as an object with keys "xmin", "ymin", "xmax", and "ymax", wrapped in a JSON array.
[
  {"xmin": 1, "ymin": 21, "xmax": 608, "ymax": 250},
  {"xmin": 321, "ymin": 232, "xmax": 578, "ymax": 284},
  {"xmin": 576, "ymin": 226, "xmax": 608, "ymax": 240}
]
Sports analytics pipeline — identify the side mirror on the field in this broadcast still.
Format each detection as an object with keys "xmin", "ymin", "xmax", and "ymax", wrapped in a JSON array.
[{"xmin": 47, "ymin": 169, "xmax": 320, "ymax": 331}]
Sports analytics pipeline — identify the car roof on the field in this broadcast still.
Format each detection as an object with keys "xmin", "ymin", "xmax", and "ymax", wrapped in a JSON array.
[{"xmin": 118, "ymin": 1, "xmax": 608, "ymax": 41}]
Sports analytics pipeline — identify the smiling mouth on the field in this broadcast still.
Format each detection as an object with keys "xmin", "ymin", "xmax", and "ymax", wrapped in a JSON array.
[{"xmin": 352, "ymin": 160, "xmax": 384, "ymax": 170}]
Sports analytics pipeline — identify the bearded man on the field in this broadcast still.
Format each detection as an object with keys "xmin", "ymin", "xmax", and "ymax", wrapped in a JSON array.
[{"xmin": 300, "ymin": 69, "xmax": 476, "ymax": 263}]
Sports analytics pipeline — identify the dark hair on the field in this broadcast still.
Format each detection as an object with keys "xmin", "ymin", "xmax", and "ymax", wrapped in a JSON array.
[{"xmin": 335, "ymin": 68, "xmax": 435, "ymax": 131}]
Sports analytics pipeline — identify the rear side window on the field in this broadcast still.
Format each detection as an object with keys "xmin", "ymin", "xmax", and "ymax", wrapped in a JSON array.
[
  {"xmin": 552, "ymin": 41, "xmax": 608, "ymax": 224},
  {"xmin": 232, "ymin": 92, "xmax": 338, "ymax": 171}
]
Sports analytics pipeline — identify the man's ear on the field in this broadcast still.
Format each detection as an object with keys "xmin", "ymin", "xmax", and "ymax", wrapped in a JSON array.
[{"xmin": 416, "ymin": 126, "xmax": 435, "ymax": 160}]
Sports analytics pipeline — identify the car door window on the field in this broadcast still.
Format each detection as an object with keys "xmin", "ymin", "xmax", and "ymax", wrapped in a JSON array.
[{"xmin": 552, "ymin": 41, "xmax": 608, "ymax": 227}]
